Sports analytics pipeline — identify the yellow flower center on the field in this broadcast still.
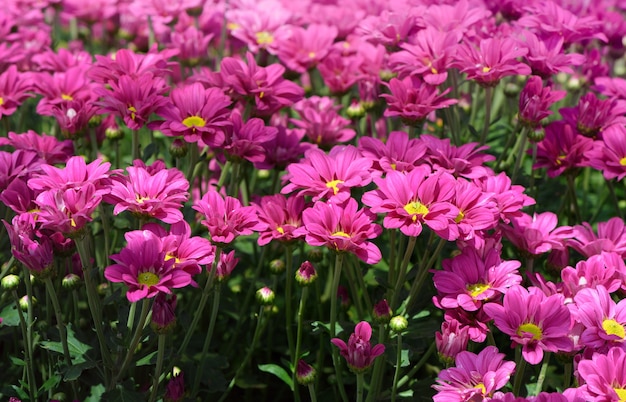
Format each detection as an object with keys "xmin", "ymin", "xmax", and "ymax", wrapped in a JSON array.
[
  {"xmin": 467, "ymin": 283, "xmax": 490, "ymax": 298},
  {"xmin": 0, "ymin": 96, "xmax": 4, "ymax": 106},
  {"xmin": 182, "ymin": 115, "xmax": 206, "ymax": 128},
  {"xmin": 620, "ymin": 157, "xmax": 626, "ymax": 167},
  {"xmin": 332, "ymin": 231, "xmax": 351, "ymax": 238},
  {"xmin": 61, "ymin": 93, "xmax": 73, "ymax": 101},
  {"xmin": 614, "ymin": 387, "xmax": 626, "ymax": 401},
  {"xmin": 474, "ymin": 383, "xmax": 487, "ymax": 396},
  {"xmin": 136, "ymin": 196, "xmax": 150, "ymax": 204},
  {"xmin": 137, "ymin": 272, "xmax": 160, "ymax": 286},
  {"xmin": 256, "ymin": 31, "xmax": 274, "ymax": 46},
  {"xmin": 517, "ymin": 323, "xmax": 543, "ymax": 341},
  {"xmin": 128, "ymin": 105, "xmax": 137, "ymax": 120},
  {"xmin": 602, "ymin": 318, "xmax": 625, "ymax": 339},
  {"xmin": 390, "ymin": 163, "xmax": 397, "ymax": 170},
  {"xmin": 276, "ymin": 226, "xmax": 285, "ymax": 234},
  {"xmin": 308, "ymin": 51, "xmax": 316, "ymax": 59},
  {"xmin": 455, "ymin": 210, "xmax": 465, "ymax": 223},
  {"xmin": 555, "ymin": 155, "xmax": 566, "ymax": 165},
  {"xmin": 326, "ymin": 179, "xmax": 344, "ymax": 195},
  {"xmin": 403, "ymin": 201, "xmax": 429, "ymax": 222},
  {"xmin": 482, "ymin": 66, "xmax": 491, "ymax": 73},
  {"xmin": 226, "ymin": 22, "xmax": 239, "ymax": 30}
]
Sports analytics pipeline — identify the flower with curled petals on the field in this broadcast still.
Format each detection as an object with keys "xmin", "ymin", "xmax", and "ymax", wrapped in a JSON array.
[{"xmin": 331, "ymin": 321, "xmax": 385, "ymax": 373}]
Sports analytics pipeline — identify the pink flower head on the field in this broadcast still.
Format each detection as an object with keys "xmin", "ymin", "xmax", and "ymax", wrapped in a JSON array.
[
  {"xmin": 222, "ymin": 111, "xmax": 277, "ymax": 163},
  {"xmin": 358, "ymin": 130, "xmax": 428, "ymax": 174},
  {"xmin": 290, "ymin": 96, "xmax": 355, "ymax": 147},
  {"xmin": 586, "ymin": 125, "xmax": 626, "ymax": 181},
  {"xmin": 560, "ymin": 93, "xmax": 626, "ymax": 139},
  {"xmin": 356, "ymin": 9, "xmax": 422, "ymax": 49},
  {"xmin": 215, "ymin": 250, "xmax": 238, "ymax": 280},
  {"xmin": 330, "ymin": 321, "xmax": 385, "ymax": 373},
  {"xmin": 317, "ymin": 51, "xmax": 363, "ymax": 95},
  {"xmin": 443, "ymin": 307, "xmax": 492, "ymax": 343},
  {"xmin": 3, "ymin": 213, "xmax": 54, "ymax": 274},
  {"xmin": 105, "ymin": 160, "xmax": 189, "ymax": 224},
  {"xmin": 88, "ymin": 46, "xmax": 177, "ymax": 85},
  {"xmin": 521, "ymin": 32, "xmax": 585, "ymax": 80},
  {"xmin": 518, "ymin": 76, "xmax": 566, "ymax": 129},
  {"xmin": 483, "ymin": 285, "xmax": 573, "ymax": 364},
  {"xmin": 35, "ymin": 184, "xmax": 102, "ymax": 236},
  {"xmin": 276, "ymin": 24, "xmax": 337, "ymax": 73},
  {"xmin": 164, "ymin": 370, "xmax": 185, "ymax": 402},
  {"xmin": 31, "ymin": 47, "xmax": 93, "ymax": 73},
  {"xmin": 0, "ymin": 130, "xmax": 73, "ymax": 165},
  {"xmin": 561, "ymin": 252, "xmax": 626, "ymax": 299},
  {"xmin": 381, "ymin": 76, "xmax": 457, "ymax": 127},
  {"xmin": 281, "ymin": 145, "xmax": 373, "ymax": 204},
  {"xmin": 193, "ymin": 189, "xmax": 266, "ymax": 245},
  {"xmin": 446, "ymin": 179, "xmax": 499, "ymax": 243},
  {"xmin": 577, "ymin": 347, "xmax": 626, "ymax": 401},
  {"xmin": 105, "ymin": 229, "xmax": 194, "ymax": 302},
  {"xmin": 253, "ymin": 194, "xmax": 306, "ymax": 246},
  {"xmin": 433, "ymin": 247, "xmax": 522, "ymax": 312},
  {"xmin": 361, "ymin": 167, "xmax": 457, "ymax": 238},
  {"xmin": 0, "ymin": 178, "xmax": 38, "ymax": 215},
  {"xmin": 421, "ymin": 134, "xmax": 495, "ymax": 180},
  {"xmin": 433, "ymin": 346, "xmax": 515, "ymax": 401},
  {"xmin": 473, "ymin": 172, "xmax": 535, "ymax": 224},
  {"xmin": 573, "ymin": 285, "xmax": 626, "ymax": 353},
  {"xmin": 568, "ymin": 218, "xmax": 626, "ymax": 259},
  {"xmin": 0, "ymin": 65, "xmax": 33, "ymax": 118},
  {"xmin": 500, "ymin": 211, "xmax": 572, "ymax": 257},
  {"xmin": 28, "ymin": 156, "xmax": 112, "ymax": 194},
  {"xmin": 155, "ymin": 83, "xmax": 232, "ymax": 147},
  {"xmin": 226, "ymin": 4, "xmax": 291, "ymax": 55},
  {"xmin": 33, "ymin": 66, "xmax": 95, "ymax": 116},
  {"xmin": 533, "ymin": 121, "xmax": 594, "ymax": 177},
  {"xmin": 296, "ymin": 198, "xmax": 382, "ymax": 264},
  {"xmin": 453, "ymin": 37, "xmax": 531, "ymax": 87},
  {"xmin": 436, "ymin": 318, "xmax": 471, "ymax": 365},
  {"xmin": 0, "ymin": 150, "xmax": 43, "ymax": 192},
  {"xmin": 254, "ymin": 125, "xmax": 312, "ymax": 170},
  {"xmin": 168, "ymin": 26, "xmax": 213, "ymax": 67}
]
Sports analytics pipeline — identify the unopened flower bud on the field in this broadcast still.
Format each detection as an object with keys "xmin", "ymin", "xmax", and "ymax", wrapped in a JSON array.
[
  {"xmin": 164, "ymin": 370, "xmax": 185, "ymax": 402},
  {"xmin": 2, "ymin": 274, "xmax": 20, "ymax": 290},
  {"xmin": 346, "ymin": 101, "xmax": 366, "ymax": 118},
  {"xmin": 269, "ymin": 259, "xmax": 285, "ymax": 275},
  {"xmin": 372, "ymin": 299, "xmax": 392, "ymax": 324},
  {"xmin": 89, "ymin": 114, "xmax": 103, "ymax": 127},
  {"xmin": 306, "ymin": 247, "xmax": 324, "ymax": 263},
  {"xmin": 170, "ymin": 138, "xmax": 188, "ymax": 158},
  {"xmin": 152, "ymin": 293, "xmax": 177, "ymax": 335},
  {"xmin": 389, "ymin": 315, "xmax": 408, "ymax": 333},
  {"xmin": 97, "ymin": 283, "xmax": 109, "ymax": 296},
  {"xmin": 527, "ymin": 128, "xmax": 546, "ymax": 143},
  {"xmin": 256, "ymin": 286, "xmax": 275, "ymax": 305},
  {"xmin": 503, "ymin": 82, "xmax": 521, "ymax": 98},
  {"xmin": 62, "ymin": 273, "xmax": 81, "ymax": 290},
  {"xmin": 105, "ymin": 127, "xmax": 123, "ymax": 141},
  {"xmin": 19, "ymin": 295, "xmax": 36, "ymax": 311},
  {"xmin": 295, "ymin": 261, "xmax": 317, "ymax": 286},
  {"xmin": 296, "ymin": 360, "xmax": 316, "ymax": 385}
]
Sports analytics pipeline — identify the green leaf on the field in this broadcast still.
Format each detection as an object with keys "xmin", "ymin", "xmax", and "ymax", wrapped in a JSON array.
[
  {"xmin": 9, "ymin": 356, "xmax": 25, "ymax": 366},
  {"xmin": 37, "ymin": 375, "xmax": 60, "ymax": 395},
  {"xmin": 63, "ymin": 361, "xmax": 98, "ymax": 381},
  {"xmin": 84, "ymin": 384, "xmax": 106, "ymax": 402},
  {"xmin": 258, "ymin": 363, "xmax": 294, "ymax": 392},
  {"xmin": 39, "ymin": 325, "xmax": 91, "ymax": 363},
  {"xmin": 11, "ymin": 384, "xmax": 29, "ymax": 400},
  {"xmin": 311, "ymin": 320, "xmax": 343, "ymax": 336},
  {"xmin": 136, "ymin": 351, "xmax": 157, "ymax": 366},
  {"xmin": 0, "ymin": 303, "xmax": 21, "ymax": 327}
]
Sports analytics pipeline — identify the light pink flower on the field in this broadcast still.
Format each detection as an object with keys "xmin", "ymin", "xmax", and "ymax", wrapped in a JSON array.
[
  {"xmin": 586, "ymin": 125, "xmax": 626, "ymax": 180},
  {"xmin": 577, "ymin": 347, "xmax": 626, "ymax": 401}
]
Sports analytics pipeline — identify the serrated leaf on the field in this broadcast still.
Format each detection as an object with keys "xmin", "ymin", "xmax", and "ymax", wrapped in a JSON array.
[
  {"xmin": 258, "ymin": 363, "xmax": 293, "ymax": 392},
  {"xmin": 84, "ymin": 384, "xmax": 106, "ymax": 402},
  {"xmin": 0, "ymin": 303, "xmax": 21, "ymax": 327},
  {"xmin": 39, "ymin": 325, "xmax": 91, "ymax": 363},
  {"xmin": 9, "ymin": 356, "xmax": 25, "ymax": 366}
]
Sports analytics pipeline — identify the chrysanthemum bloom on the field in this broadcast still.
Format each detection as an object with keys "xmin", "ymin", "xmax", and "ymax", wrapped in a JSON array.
[
  {"xmin": 28, "ymin": 156, "xmax": 112, "ymax": 193},
  {"xmin": 50, "ymin": 99, "xmax": 99, "ymax": 138},
  {"xmin": 281, "ymin": 145, "xmax": 373, "ymax": 204},
  {"xmin": 331, "ymin": 321, "xmax": 385, "ymax": 373},
  {"xmin": 193, "ymin": 189, "xmax": 266, "ymax": 245},
  {"xmin": 577, "ymin": 347, "xmax": 626, "ymax": 401},
  {"xmin": 388, "ymin": 27, "xmax": 461, "ymax": 85},
  {"xmin": 295, "ymin": 359, "xmax": 316, "ymax": 385},
  {"xmin": 433, "ymin": 346, "xmax": 515, "ymax": 401},
  {"xmin": 518, "ymin": 76, "xmax": 566, "ymax": 129},
  {"xmin": 219, "ymin": 52, "xmax": 304, "ymax": 117},
  {"xmin": 290, "ymin": 96, "xmax": 356, "ymax": 147},
  {"xmin": 586, "ymin": 125, "xmax": 626, "ymax": 181},
  {"xmin": 358, "ymin": 130, "xmax": 428, "ymax": 174},
  {"xmin": 473, "ymin": 172, "xmax": 535, "ymax": 224},
  {"xmin": 436, "ymin": 318, "xmax": 471, "ymax": 366},
  {"xmin": 276, "ymin": 24, "xmax": 337, "ymax": 73},
  {"xmin": 0, "ymin": 65, "xmax": 33, "ymax": 118},
  {"xmin": 381, "ymin": 76, "xmax": 457, "ymax": 126},
  {"xmin": 0, "ymin": 149, "xmax": 44, "ymax": 191},
  {"xmin": 33, "ymin": 66, "xmax": 95, "ymax": 116},
  {"xmin": 362, "ymin": 167, "xmax": 457, "ymax": 238},
  {"xmin": 88, "ymin": 46, "xmax": 177, "ymax": 85},
  {"xmin": 105, "ymin": 160, "xmax": 189, "ymax": 224},
  {"xmin": 421, "ymin": 135, "xmax": 495, "ymax": 180},
  {"xmin": 295, "ymin": 198, "xmax": 382, "ymax": 264},
  {"xmin": 443, "ymin": 307, "xmax": 492, "ymax": 343},
  {"xmin": 453, "ymin": 37, "xmax": 531, "ymax": 87},
  {"xmin": 561, "ymin": 252, "xmax": 626, "ymax": 300},
  {"xmin": 226, "ymin": 5, "xmax": 291, "ymax": 55},
  {"xmin": 568, "ymin": 218, "xmax": 626, "ymax": 258},
  {"xmin": 593, "ymin": 76, "xmax": 626, "ymax": 101},
  {"xmin": 533, "ymin": 121, "xmax": 594, "ymax": 178},
  {"xmin": 0, "ymin": 130, "xmax": 73, "ymax": 165},
  {"xmin": 253, "ymin": 194, "xmax": 306, "ymax": 246},
  {"xmin": 317, "ymin": 51, "xmax": 364, "ymax": 95},
  {"xmin": 168, "ymin": 26, "xmax": 213, "ymax": 67},
  {"xmin": 433, "ymin": 247, "xmax": 522, "ymax": 312},
  {"xmin": 423, "ymin": 0, "xmax": 491, "ymax": 35},
  {"xmin": 3, "ymin": 213, "xmax": 54, "ymax": 274},
  {"xmin": 34, "ymin": 184, "xmax": 103, "ymax": 236},
  {"xmin": 254, "ymin": 125, "xmax": 312, "ymax": 171},
  {"xmin": 222, "ymin": 111, "xmax": 277, "ymax": 163},
  {"xmin": 31, "ymin": 47, "xmax": 93, "ymax": 74},
  {"xmin": 521, "ymin": 32, "xmax": 585, "ymax": 80},
  {"xmin": 154, "ymin": 83, "xmax": 232, "ymax": 147},
  {"xmin": 446, "ymin": 179, "xmax": 499, "ymax": 243},
  {"xmin": 483, "ymin": 285, "xmax": 573, "ymax": 364},
  {"xmin": 0, "ymin": 178, "xmax": 38, "ymax": 215},
  {"xmin": 560, "ymin": 93, "xmax": 626, "ymax": 139},
  {"xmin": 356, "ymin": 9, "xmax": 421, "ymax": 49},
  {"xmin": 500, "ymin": 211, "xmax": 572, "ymax": 257},
  {"xmin": 105, "ymin": 230, "xmax": 194, "ymax": 302},
  {"xmin": 572, "ymin": 285, "xmax": 626, "ymax": 353},
  {"xmin": 215, "ymin": 250, "xmax": 238, "ymax": 280}
]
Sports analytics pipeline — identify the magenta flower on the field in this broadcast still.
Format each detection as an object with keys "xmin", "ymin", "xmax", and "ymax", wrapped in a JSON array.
[
  {"xmin": 317, "ymin": 51, "xmax": 363, "ymax": 95},
  {"xmin": 500, "ymin": 212, "xmax": 572, "ymax": 257},
  {"xmin": 290, "ymin": 96, "xmax": 356, "ymax": 147},
  {"xmin": 0, "ymin": 130, "xmax": 73, "ymax": 165},
  {"xmin": 577, "ymin": 347, "xmax": 626, "ymax": 401},
  {"xmin": 33, "ymin": 66, "xmax": 95, "ymax": 116},
  {"xmin": 168, "ymin": 26, "xmax": 213, "ymax": 67},
  {"xmin": 105, "ymin": 160, "xmax": 188, "ymax": 224},
  {"xmin": 421, "ymin": 134, "xmax": 495, "ymax": 180},
  {"xmin": 0, "ymin": 150, "xmax": 43, "ymax": 192},
  {"xmin": 254, "ymin": 125, "xmax": 312, "ymax": 171},
  {"xmin": 586, "ymin": 125, "xmax": 626, "ymax": 180},
  {"xmin": 0, "ymin": 65, "xmax": 33, "ymax": 118},
  {"xmin": 222, "ymin": 111, "xmax": 277, "ymax": 163},
  {"xmin": 105, "ymin": 230, "xmax": 194, "ymax": 302},
  {"xmin": 521, "ymin": 33, "xmax": 585, "ymax": 80},
  {"xmin": 281, "ymin": 146, "xmax": 373, "ymax": 203},
  {"xmin": 433, "ymin": 247, "xmax": 522, "ymax": 312},
  {"xmin": 561, "ymin": 252, "xmax": 626, "ymax": 299},
  {"xmin": 568, "ymin": 218, "xmax": 626, "ymax": 258},
  {"xmin": 296, "ymin": 198, "xmax": 382, "ymax": 264},
  {"xmin": 483, "ymin": 285, "xmax": 573, "ymax": 364},
  {"xmin": 447, "ymin": 179, "xmax": 499, "ymax": 243},
  {"xmin": 330, "ymin": 321, "xmax": 385, "ymax": 373},
  {"xmin": 215, "ymin": 250, "xmax": 239, "ymax": 280},
  {"xmin": 35, "ymin": 184, "xmax": 102, "ymax": 236},
  {"xmin": 362, "ymin": 167, "xmax": 457, "ymax": 238},
  {"xmin": 436, "ymin": 318, "xmax": 471, "ymax": 365},
  {"xmin": 253, "ymin": 194, "xmax": 306, "ymax": 246},
  {"xmin": 474, "ymin": 172, "xmax": 535, "ymax": 224},
  {"xmin": 225, "ymin": 6, "xmax": 291, "ymax": 55},
  {"xmin": 573, "ymin": 285, "xmax": 626, "ymax": 353},
  {"xmin": 533, "ymin": 121, "xmax": 594, "ymax": 178},
  {"xmin": 518, "ymin": 76, "xmax": 566, "ymax": 129},
  {"xmin": 28, "ymin": 156, "xmax": 112, "ymax": 193},
  {"xmin": 357, "ymin": 9, "xmax": 420, "ymax": 48},
  {"xmin": 433, "ymin": 346, "xmax": 515, "ymax": 401},
  {"xmin": 155, "ymin": 83, "xmax": 232, "ymax": 147},
  {"xmin": 193, "ymin": 189, "xmax": 266, "ymax": 245},
  {"xmin": 276, "ymin": 24, "xmax": 337, "ymax": 73},
  {"xmin": 88, "ymin": 46, "xmax": 177, "ymax": 85},
  {"xmin": 3, "ymin": 213, "xmax": 54, "ymax": 274},
  {"xmin": 358, "ymin": 130, "xmax": 428, "ymax": 174},
  {"xmin": 151, "ymin": 292, "xmax": 177, "ymax": 334},
  {"xmin": 560, "ymin": 93, "xmax": 626, "ymax": 139}
]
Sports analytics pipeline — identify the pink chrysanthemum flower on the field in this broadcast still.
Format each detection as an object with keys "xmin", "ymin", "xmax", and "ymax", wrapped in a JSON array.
[
  {"xmin": 518, "ymin": 76, "xmax": 567, "ymax": 129},
  {"xmin": 533, "ymin": 121, "xmax": 594, "ymax": 178},
  {"xmin": 577, "ymin": 347, "xmax": 626, "ymax": 401},
  {"xmin": 105, "ymin": 160, "xmax": 189, "ymax": 224},
  {"xmin": 357, "ymin": 9, "xmax": 421, "ymax": 49},
  {"xmin": 222, "ymin": 111, "xmax": 277, "ymax": 163},
  {"xmin": 281, "ymin": 145, "xmax": 373, "ymax": 204},
  {"xmin": 560, "ymin": 93, "xmax": 626, "ymax": 139},
  {"xmin": 361, "ymin": 167, "xmax": 457, "ymax": 238},
  {"xmin": 330, "ymin": 321, "xmax": 385, "ymax": 373},
  {"xmin": 500, "ymin": 212, "xmax": 572, "ymax": 257},
  {"xmin": 88, "ymin": 46, "xmax": 177, "ymax": 85},
  {"xmin": 436, "ymin": 318, "xmax": 471, "ymax": 365},
  {"xmin": 31, "ymin": 47, "xmax": 93, "ymax": 73},
  {"xmin": 317, "ymin": 51, "xmax": 363, "ymax": 95},
  {"xmin": 255, "ymin": 125, "xmax": 312, "ymax": 171},
  {"xmin": 0, "ymin": 130, "xmax": 73, "ymax": 165},
  {"xmin": 521, "ymin": 32, "xmax": 585, "ymax": 80},
  {"xmin": 33, "ymin": 66, "xmax": 95, "ymax": 116},
  {"xmin": 568, "ymin": 218, "xmax": 626, "ymax": 259},
  {"xmin": 290, "ymin": 96, "xmax": 356, "ymax": 147},
  {"xmin": 421, "ymin": 134, "xmax": 495, "ymax": 180},
  {"xmin": 0, "ymin": 65, "xmax": 33, "ymax": 118},
  {"xmin": 483, "ymin": 285, "xmax": 573, "ymax": 364},
  {"xmin": 105, "ymin": 230, "xmax": 194, "ymax": 302},
  {"xmin": 358, "ymin": 130, "xmax": 428, "ymax": 174},
  {"xmin": 28, "ymin": 156, "xmax": 112, "ymax": 193},
  {"xmin": 193, "ymin": 189, "xmax": 266, "ymax": 245},
  {"xmin": 226, "ymin": 5, "xmax": 291, "ymax": 55},
  {"xmin": 447, "ymin": 179, "xmax": 499, "ymax": 243},
  {"xmin": 215, "ymin": 249, "xmax": 239, "ymax": 280},
  {"xmin": 473, "ymin": 172, "xmax": 535, "ymax": 224},
  {"xmin": 295, "ymin": 198, "xmax": 382, "ymax": 264},
  {"xmin": 443, "ymin": 307, "xmax": 492, "ymax": 343},
  {"xmin": 3, "ymin": 213, "xmax": 54, "ymax": 274},
  {"xmin": 433, "ymin": 247, "xmax": 522, "ymax": 312},
  {"xmin": 573, "ymin": 285, "xmax": 626, "ymax": 353},
  {"xmin": 586, "ymin": 125, "xmax": 626, "ymax": 181},
  {"xmin": 561, "ymin": 252, "xmax": 626, "ymax": 299},
  {"xmin": 453, "ymin": 37, "xmax": 531, "ymax": 87},
  {"xmin": 253, "ymin": 194, "xmax": 306, "ymax": 246},
  {"xmin": 0, "ymin": 150, "xmax": 44, "ymax": 191},
  {"xmin": 154, "ymin": 83, "xmax": 232, "ymax": 147},
  {"xmin": 276, "ymin": 24, "xmax": 337, "ymax": 73},
  {"xmin": 35, "ymin": 184, "xmax": 103, "ymax": 236},
  {"xmin": 168, "ymin": 26, "xmax": 214, "ymax": 67},
  {"xmin": 0, "ymin": 178, "xmax": 38, "ymax": 215},
  {"xmin": 433, "ymin": 346, "xmax": 515, "ymax": 401}
]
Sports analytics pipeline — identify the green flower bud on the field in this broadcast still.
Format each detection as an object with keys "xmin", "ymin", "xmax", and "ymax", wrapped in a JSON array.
[
  {"xmin": 256, "ymin": 286, "xmax": 275, "ymax": 305},
  {"xmin": 1, "ymin": 274, "xmax": 20, "ymax": 290},
  {"xmin": 389, "ymin": 315, "xmax": 408, "ymax": 333}
]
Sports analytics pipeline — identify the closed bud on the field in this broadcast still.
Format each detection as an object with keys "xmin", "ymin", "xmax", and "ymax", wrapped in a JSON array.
[
  {"xmin": 89, "ymin": 114, "xmax": 103, "ymax": 127},
  {"xmin": 295, "ymin": 261, "xmax": 317, "ymax": 286},
  {"xmin": 346, "ymin": 101, "xmax": 366, "ymax": 118},
  {"xmin": 105, "ymin": 127, "xmax": 123, "ymax": 141},
  {"xmin": 2, "ymin": 274, "xmax": 20, "ymax": 290},
  {"xmin": 372, "ymin": 299, "xmax": 392, "ymax": 324},
  {"xmin": 527, "ymin": 128, "xmax": 545, "ymax": 143},
  {"xmin": 256, "ymin": 286, "xmax": 275, "ymax": 305},
  {"xmin": 296, "ymin": 360, "xmax": 316, "ymax": 385},
  {"xmin": 269, "ymin": 259, "xmax": 285, "ymax": 275},
  {"xmin": 389, "ymin": 315, "xmax": 408, "ymax": 333},
  {"xmin": 62, "ymin": 273, "xmax": 81, "ymax": 290},
  {"xmin": 19, "ymin": 295, "xmax": 36, "ymax": 311},
  {"xmin": 170, "ymin": 138, "xmax": 188, "ymax": 158},
  {"xmin": 306, "ymin": 247, "xmax": 324, "ymax": 262},
  {"xmin": 151, "ymin": 293, "xmax": 177, "ymax": 335}
]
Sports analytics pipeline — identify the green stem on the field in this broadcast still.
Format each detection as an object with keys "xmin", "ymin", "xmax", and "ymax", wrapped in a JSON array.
[
  {"xmin": 330, "ymin": 253, "xmax": 349, "ymax": 402},
  {"xmin": 381, "ymin": 341, "xmax": 436, "ymax": 398},
  {"xmin": 216, "ymin": 160, "xmax": 232, "ymax": 190},
  {"xmin": 390, "ymin": 236, "xmax": 417, "ymax": 311},
  {"xmin": 391, "ymin": 332, "xmax": 403, "ymax": 402},
  {"xmin": 13, "ymin": 290, "xmax": 36, "ymax": 402},
  {"xmin": 511, "ymin": 126, "xmax": 529, "ymax": 183},
  {"xmin": 285, "ymin": 245, "xmax": 296, "ymax": 363},
  {"xmin": 307, "ymin": 383, "xmax": 318, "ymax": 402},
  {"xmin": 566, "ymin": 173, "xmax": 582, "ymax": 223},
  {"xmin": 563, "ymin": 361, "xmax": 572, "ymax": 389},
  {"xmin": 606, "ymin": 179, "xmax": 623, "ymax": 219},
  {"xmin": 293, "ymin": 286, "xmax": 309, "ymax": 402},
  {"xmin": 534, "ymin": 352, "xmax": 550, "ymax": 396},
  {"xmin": 495, "ymin": 123, "xmax": 521, "ymax": 170},
  {"xmin": 192, "ymin": 281, "xmax": 222, "ymax": 396},
  {"xmin": 512, "ymin": 352, "xmax": 527, "ymax": 396},
  {"xmin": 405, "ymin": 237, "xmax": 446, "ymax": 313},
  {"xmin": 186, "ymin": 143, "xmax": 200, "ymax": 185},
  {"xmin": 44, "ymin": 278, "xmax": 73, "ymax": 368},
  {"xmin": 357, "ymin": 372, "xmax": 365, "ymax": 402},
  {"xmin": 479, "ymin": 86, "xmax": 493, "ymax": 145},
  {"xmin": 149, "ymin": 335, "xmax": 166, "ymax": 402},
  {"xmin": 22, "ymin": 266, "xmax": 36, "ymax": 386}
]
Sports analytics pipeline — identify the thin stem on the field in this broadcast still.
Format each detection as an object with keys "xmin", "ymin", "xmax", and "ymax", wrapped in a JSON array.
[
  {"xmin": 479, "ymin": 86, "xmax": 493, "ymax": 145},
  {"xmin": 383, "ymin": 341, "xmax": 436, "ymax": 395},
  {"xmin": 391, "ymin": 332, "xmax": 403, "ymax": 402},
  {"xmin": 285, "ymin": 245, "xmax": 296, "ymax": 363},
  {"xmin": 390, "ymin": 236, "xmax": 417, "ymax": 311},
  {"xmin": 186, "ymin": 143, "xmax": 199, "ymax": 185},
  {"xmin": 307, "ymin": 383, "xmax": 318, "ymax": 402},
  {"xmin": 512, "ymin": 352, "xmax": 527, "ymax": 397},
  {"xmin": 534, "ymin": 352, "xmax": 550, "ymax": 396},
  {"xmin": 292, "ymin": 286, "xmax": 309, "ymax": 402},
  {"xmin": 330, "ymin": 253, "xmax": 349, "ymax": 402},
  {"xmin": 44, "ymin": 278, "xmax": 73, "ymax": 368},
  {"xmin": 192, "ymin": 281, "xmax": 223, "ymax": 396},
  {"xmin": 495, "ymin": 123, "xmax": 521, "ymax": 170},
  {"xmin": 13, "ymin": 290, "xmax": 36, "ymax": 402},
  {"xmin": 357, "ymin": 372, "xmax": 365, "ymax": 402},
  {"xmin": 216, "ymin": 160, "xmax": 232, "ymax": 190},
  {"xmin": 405, "ymin": 237, "xmax": 446, "ymax": 313},
  {"xmin": 563, "ymin": 361, "xmax": 572, "ymax": 389},
  {"xmin": 149, "ymin": 335, "xmax": 166, "ymax": 402},
  {"xmin": 566, "ymin": 173, "xmax": 582, "ymax": 223},
  {"xmin": 22, "ymin": 266, "xmax": 36, "ymax": 387},
  {"xmin": 606, "ymin": 179, "xmax": 623, "ymax": 219},
  {"xmin": 511, "ymin": 126, "xmax": 529, "ymax": 183}
]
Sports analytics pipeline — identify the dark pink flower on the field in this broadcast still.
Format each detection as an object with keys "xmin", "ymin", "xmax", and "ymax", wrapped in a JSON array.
[
  {"xmin": 28, "ymin": 156, "xmax": 112, "ymax": 194},
  {"xmin": 568, "ymin": 218, "xmax": 626, "ymax": 258},
  {"xmin": 33, "ymin": 66, "xmax": 95, "ymax": 115},
  {"xmin": 561, "ymin": 252, "xmax": 626, "ymax": 299},
  {"xmin": 573, "ymin": 285, "xmax": 626, "ymax": 353},
  {"xmin": 215, "ymin": 250, "xmax": 238, "ymax": 280},
  {"xmin": 225, "ymin": 6, "xmax": 291, "ymax": 55},
  {"xmin": 291, "ymin": 96, "xmax": 355, "ymax": 147},
  {"xmin": 253, "ymin": 194, "xmax": 306, "ymax": 246},
  {"xmin": 88, "ymin": 46, "xmax": 177, "ymax": 85},
  {"xmin": 254, "ymin": 125, "xmax": 312, "ymax": 171},
  {"xmin": 168, "ymin": 26, "xmax": 213, "ymax": 67},
  {"xmin": 0, "ymin": 130, "xmax": 72, "ymax": 165},
  {"xmin": 276, "ymin": 24, "xmax": 337, "ymax": 73},
  {"xmin": 151, "ymin": 292, "xmax": 177, "ymax": 334},
  {"xmin": 317, "ymin": 51, "xmax": 363, "ymax": 95},
  {"xmin": 500, "ymin": 212, "xmax": 572, "ymax": 257},
  {"xmin": 473, "ymin": 172, "xmax": 535, "ymax": 224},
  {"xmin": 533, "ymin": 121, "xmax": 594, "ymax": 178},
  {"xmin": 222, "ymin": 111, "xmax": 277, "ymax": 163},
  {"xmin": 330, "ymin": 321, "xmax": 385, "ymax": 373},
  {"xmin": 296, "ymin": 198, "xmax": 382, "ymax": 264},
  {"xmin": 35, "ymin": 184, "xmax": 102, "ymax": 236},
  {"xmin": 358, "ymin": 130, "xmax": 428, "ymax": 174},
  {"xmin": 586, "ymin": 125, "xmax": 626, "ymax": 180},
  {"xmin": 446, "ymin": 179, "xmax": 499, "ymax": 243},
  {"xmin": 436, "ymin": 318, "xmax": 471, "ymax": 365},
  {"xmin": 518, "ymin": 75, "xmax": 567, "ymax": 129},
  {"xmin": 164, "ymin": 371, "xmax": 185, "ymax": 402},
  {"xmin": 521, "ymin": 32, "xmax": 585, "ymax": 80},
  {"xmin": 0, "ymin": 150, "xmax": 43, "ymax": 192},
  {"xmin": 356, "ymin": 9, "xmax": 421, "ymax": 48},
  {"xmin": 443, "ymin": 307, "xmax": 491, "ymax": 343},
  {"xmin": 560, "ymin": 93, "xmax": 626, "ymax": 139},
  {"xmin": 3, "ymin": 213, "xmax": 54, "ymax": 274},
  {"xmin": 0, "ymin": 65, "xmax": 33, "ymax": 118},
  {"xmin": 577, "ymin": 347, "xmax": 626, "ymax": 401},
  {"xmin": 421, "ymin": 134, "xmax": 495, "ymax": 180}
]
